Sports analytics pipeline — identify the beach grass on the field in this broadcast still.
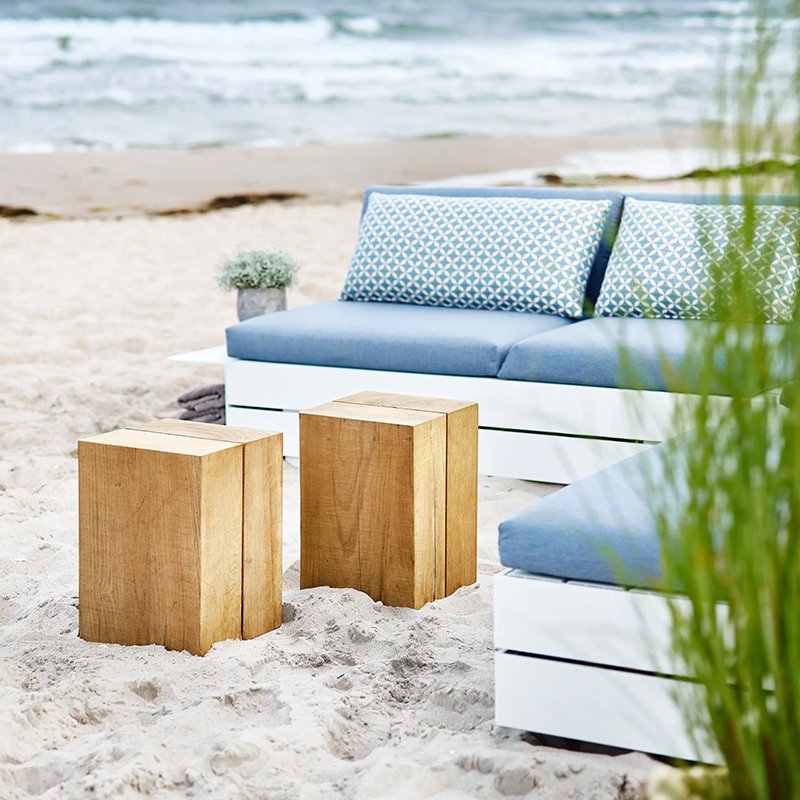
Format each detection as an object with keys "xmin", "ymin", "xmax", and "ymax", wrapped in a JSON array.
[{"xmin": 649, "ymin": 1, "xmax": 800, "ymax": 796}]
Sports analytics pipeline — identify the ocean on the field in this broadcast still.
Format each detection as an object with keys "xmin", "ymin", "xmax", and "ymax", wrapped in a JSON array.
[{"xmin": 0, "ymin": 0, "xmax": 794, "ymax": 152}]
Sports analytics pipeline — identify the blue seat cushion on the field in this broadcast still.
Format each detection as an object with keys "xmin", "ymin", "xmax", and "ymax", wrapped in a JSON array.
[
  {"xmin": 225, "ymin": 300, "xmax": 572, "ymax": 377},
  {"xmin": 498, "ymin": 316, "xmax": 788, "ymax": 395},
  {"xmin": 499, "ymin": 442, "xmax": 680, "ymax": 589}
]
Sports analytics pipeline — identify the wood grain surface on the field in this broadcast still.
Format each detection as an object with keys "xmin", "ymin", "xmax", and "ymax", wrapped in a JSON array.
[
  {"xmin": 79, "ymin": 429, "xmax": 242, "ymax": 655},
  {"xmin": 300, "ymin": 402, "xmax": 446, "ymax": 608},
  {"xmin": 336, "ymin": 393, "xmax": 478, "ymax": 596},
  {"xmin": 133, "ymin": 419, "xmax": 284, "ymax": 639},
  {"xmin": 79, "ymin": 421, "xmax": 283, "ymax": 655}
]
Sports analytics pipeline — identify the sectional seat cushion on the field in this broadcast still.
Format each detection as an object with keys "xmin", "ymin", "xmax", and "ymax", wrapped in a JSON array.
[
  {"xmin": 498, "ymin": 316, "xmax": 789, "ymax": 395},
  {"xmin": 225, "ymin": 300, "xmax": 572, "ymax": 377},
  {"xmin": 499, "ymin": 441, "xmax": 684, "ymax": 589},
  {"xmin": 340, "ymin": 191, "xmax": 615, "ymax": 318},
  {"xmin": 595, "ymin": 197, "xmax": 800, "ymax": 322}
]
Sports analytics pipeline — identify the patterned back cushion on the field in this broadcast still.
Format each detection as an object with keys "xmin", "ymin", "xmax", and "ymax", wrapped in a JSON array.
[
  {"xmin": 340, "ymin": 192, "xmax": 614, "ymax": 319},
  {"xmin": 595, "ymin": 198, "xmax": 800, "ymax": 322}
]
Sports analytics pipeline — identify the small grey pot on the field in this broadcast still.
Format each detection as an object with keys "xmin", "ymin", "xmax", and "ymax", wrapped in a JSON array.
[{"xmin": 237, "ymin": 287, "xmax": 287, "ymax": 321}]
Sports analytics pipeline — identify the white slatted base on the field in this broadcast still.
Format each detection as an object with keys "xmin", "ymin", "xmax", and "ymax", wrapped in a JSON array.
[
  {"xmin": 170, "ymin": 348, "xmax": 751, "ymax": 483},
  {"xmin": 218, "ymin": 355, "xmax": 705, "ymax": 482},
  {"xmin": 494, "ymin": 570, "xmax": 722, "ymax": 763},
  {"xmin": 226, "ymin": 405, "xmax": 652, "ymax": 483},
  {"xmin": 495, "ymin": 652, "xmax": 714, "ymax": 763},
  {"xmin": 224, "ymin": 358, "xmax": 702, "ymax": 442},
  {"xmin": 477, "ymin": 428, "xmax": 650, "ymax": 484},
  {"xmin": 495, "ymin": 570, "xmax": 687, "ymax": 674}
]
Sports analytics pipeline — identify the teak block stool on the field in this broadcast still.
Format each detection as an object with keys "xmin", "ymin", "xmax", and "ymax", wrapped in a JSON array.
[
  {"xmin": 300, "ymin": 392, "xmax": 478, "ymax": 608},
  {"xmin": 78, "ymin": 419, "xmax": 282, "ymax": 656}
]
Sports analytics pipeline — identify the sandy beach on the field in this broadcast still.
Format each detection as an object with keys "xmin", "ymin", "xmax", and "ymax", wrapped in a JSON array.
[
  {"xmin": 0, "ymin": 129, "xmax": 718, "ymax": 219},
  {"xmin": 0, "ymin": 136, "xmax": 702, "ymax": 798},
  {"xmin": 2, "ymin": 0, "xmax": 797, "ymax": 789}
]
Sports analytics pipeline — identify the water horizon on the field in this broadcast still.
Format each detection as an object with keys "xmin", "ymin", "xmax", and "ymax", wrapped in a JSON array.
[{"xmin": 0, "ymin": 0, "xmax": 795, "ymax": 153}]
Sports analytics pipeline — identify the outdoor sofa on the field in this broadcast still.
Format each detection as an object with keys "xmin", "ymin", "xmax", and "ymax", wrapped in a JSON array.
[
  {"xmin": 210, "ymin": 185, "xmax": 791, "ymax": 484},
  {"xmin": 177, "ymin": 184, "xmax": 798, "ymax": 762}
]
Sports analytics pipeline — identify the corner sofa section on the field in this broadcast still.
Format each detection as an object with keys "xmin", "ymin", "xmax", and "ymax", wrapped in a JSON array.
[
  {"xmin": 492, "ymin": 188, "xmax": 799, "ymax": 754},
  {"xmin": 493, "ymin": 435, "xmax": 718, "ymax": 762}
]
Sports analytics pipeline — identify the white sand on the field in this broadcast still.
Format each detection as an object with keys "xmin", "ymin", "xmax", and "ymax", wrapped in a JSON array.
[{"xmin": 0, "ymin": 200, "xmax": 657, "ymax": 798}]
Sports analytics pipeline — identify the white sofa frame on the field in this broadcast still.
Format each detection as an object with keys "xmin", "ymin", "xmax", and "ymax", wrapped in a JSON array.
[
  {"xmin": 494, "ymin": 568, "xmax": 724, "ymax": 763},
  {"xmin": 172, "ymin": 346, "xmax": 736, "ymax": 484}
]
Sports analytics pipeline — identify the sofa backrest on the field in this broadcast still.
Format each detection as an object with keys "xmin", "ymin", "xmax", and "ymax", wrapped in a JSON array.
[
  {"xmin": 351, "ymin": 187, "xmax": 798, "ymax": 322},
  {"xmin": 358, "ymin": 185, "xmax": 624, "ymax": 315},
  {"xmin": 596, "ymin": 192, "xmax": 800, "ymax": 322}
]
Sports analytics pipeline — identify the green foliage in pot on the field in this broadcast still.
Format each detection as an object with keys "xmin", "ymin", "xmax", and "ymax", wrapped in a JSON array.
[
  {"xmin": 216, "ymin": 249, "xmax": 299, "ymax": 291},
  {"xmin": 633, "ymin": 2, "xmax": 800, "ymax": 797}
]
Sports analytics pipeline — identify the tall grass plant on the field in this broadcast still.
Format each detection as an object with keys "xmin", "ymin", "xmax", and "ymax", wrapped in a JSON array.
[{"xmin": 651, "ymin": 2, "xmax": 800, "ymax": 796}]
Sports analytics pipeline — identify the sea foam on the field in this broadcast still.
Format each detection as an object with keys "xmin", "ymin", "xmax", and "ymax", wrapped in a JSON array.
[{"xmin": 0, "ymin": 0, "xmax": 794, "ymax": 152}]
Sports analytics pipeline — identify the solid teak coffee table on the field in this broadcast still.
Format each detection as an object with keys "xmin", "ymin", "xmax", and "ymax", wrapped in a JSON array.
[
  {"xmin": 299, "ymin": 392, "xmax": 478, "ymax": 608},
  {"xmin": 78, "ymin": 419, "xmax": 283, "ymax": 655}
]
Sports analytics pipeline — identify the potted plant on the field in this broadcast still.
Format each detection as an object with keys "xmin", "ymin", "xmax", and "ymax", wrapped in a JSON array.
[{"xmin": 216, "ymin": 249, "xmax": 299, "ymax": 321}]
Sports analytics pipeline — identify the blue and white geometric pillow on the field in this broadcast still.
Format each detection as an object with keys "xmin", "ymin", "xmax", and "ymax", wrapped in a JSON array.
[
  {"xmin": 340, "ymin": 193, "xmax": 613, "ymax": 319},
  {"xmin": 595, "ymin": 198, "xmax": 800, "ymax": 322}
]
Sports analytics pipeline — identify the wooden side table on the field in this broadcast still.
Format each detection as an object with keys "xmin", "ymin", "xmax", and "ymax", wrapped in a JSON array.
[
  {"xmin": 300, "ymin": 392, "xmax": 478, "ymax": 608},
  {"xmin": 78, "ymin": 419, "xmax": 282, "ymax": 655}
]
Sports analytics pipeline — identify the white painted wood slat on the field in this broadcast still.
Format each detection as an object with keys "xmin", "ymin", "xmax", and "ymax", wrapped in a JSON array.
[
  {"xmin": 225, "ymin": 407, "xmax": 651, "ymax": 481},
  {"xmin": 495, "ymin": 651, "xmax": 718, "ymax": 763},
  {"xmin": 494, "ymin": 570, "xmax": 685, "ymax": 674},
  {"xmin": 222, "ymin": 358, "xmax": 702, "ymax": 442}
]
